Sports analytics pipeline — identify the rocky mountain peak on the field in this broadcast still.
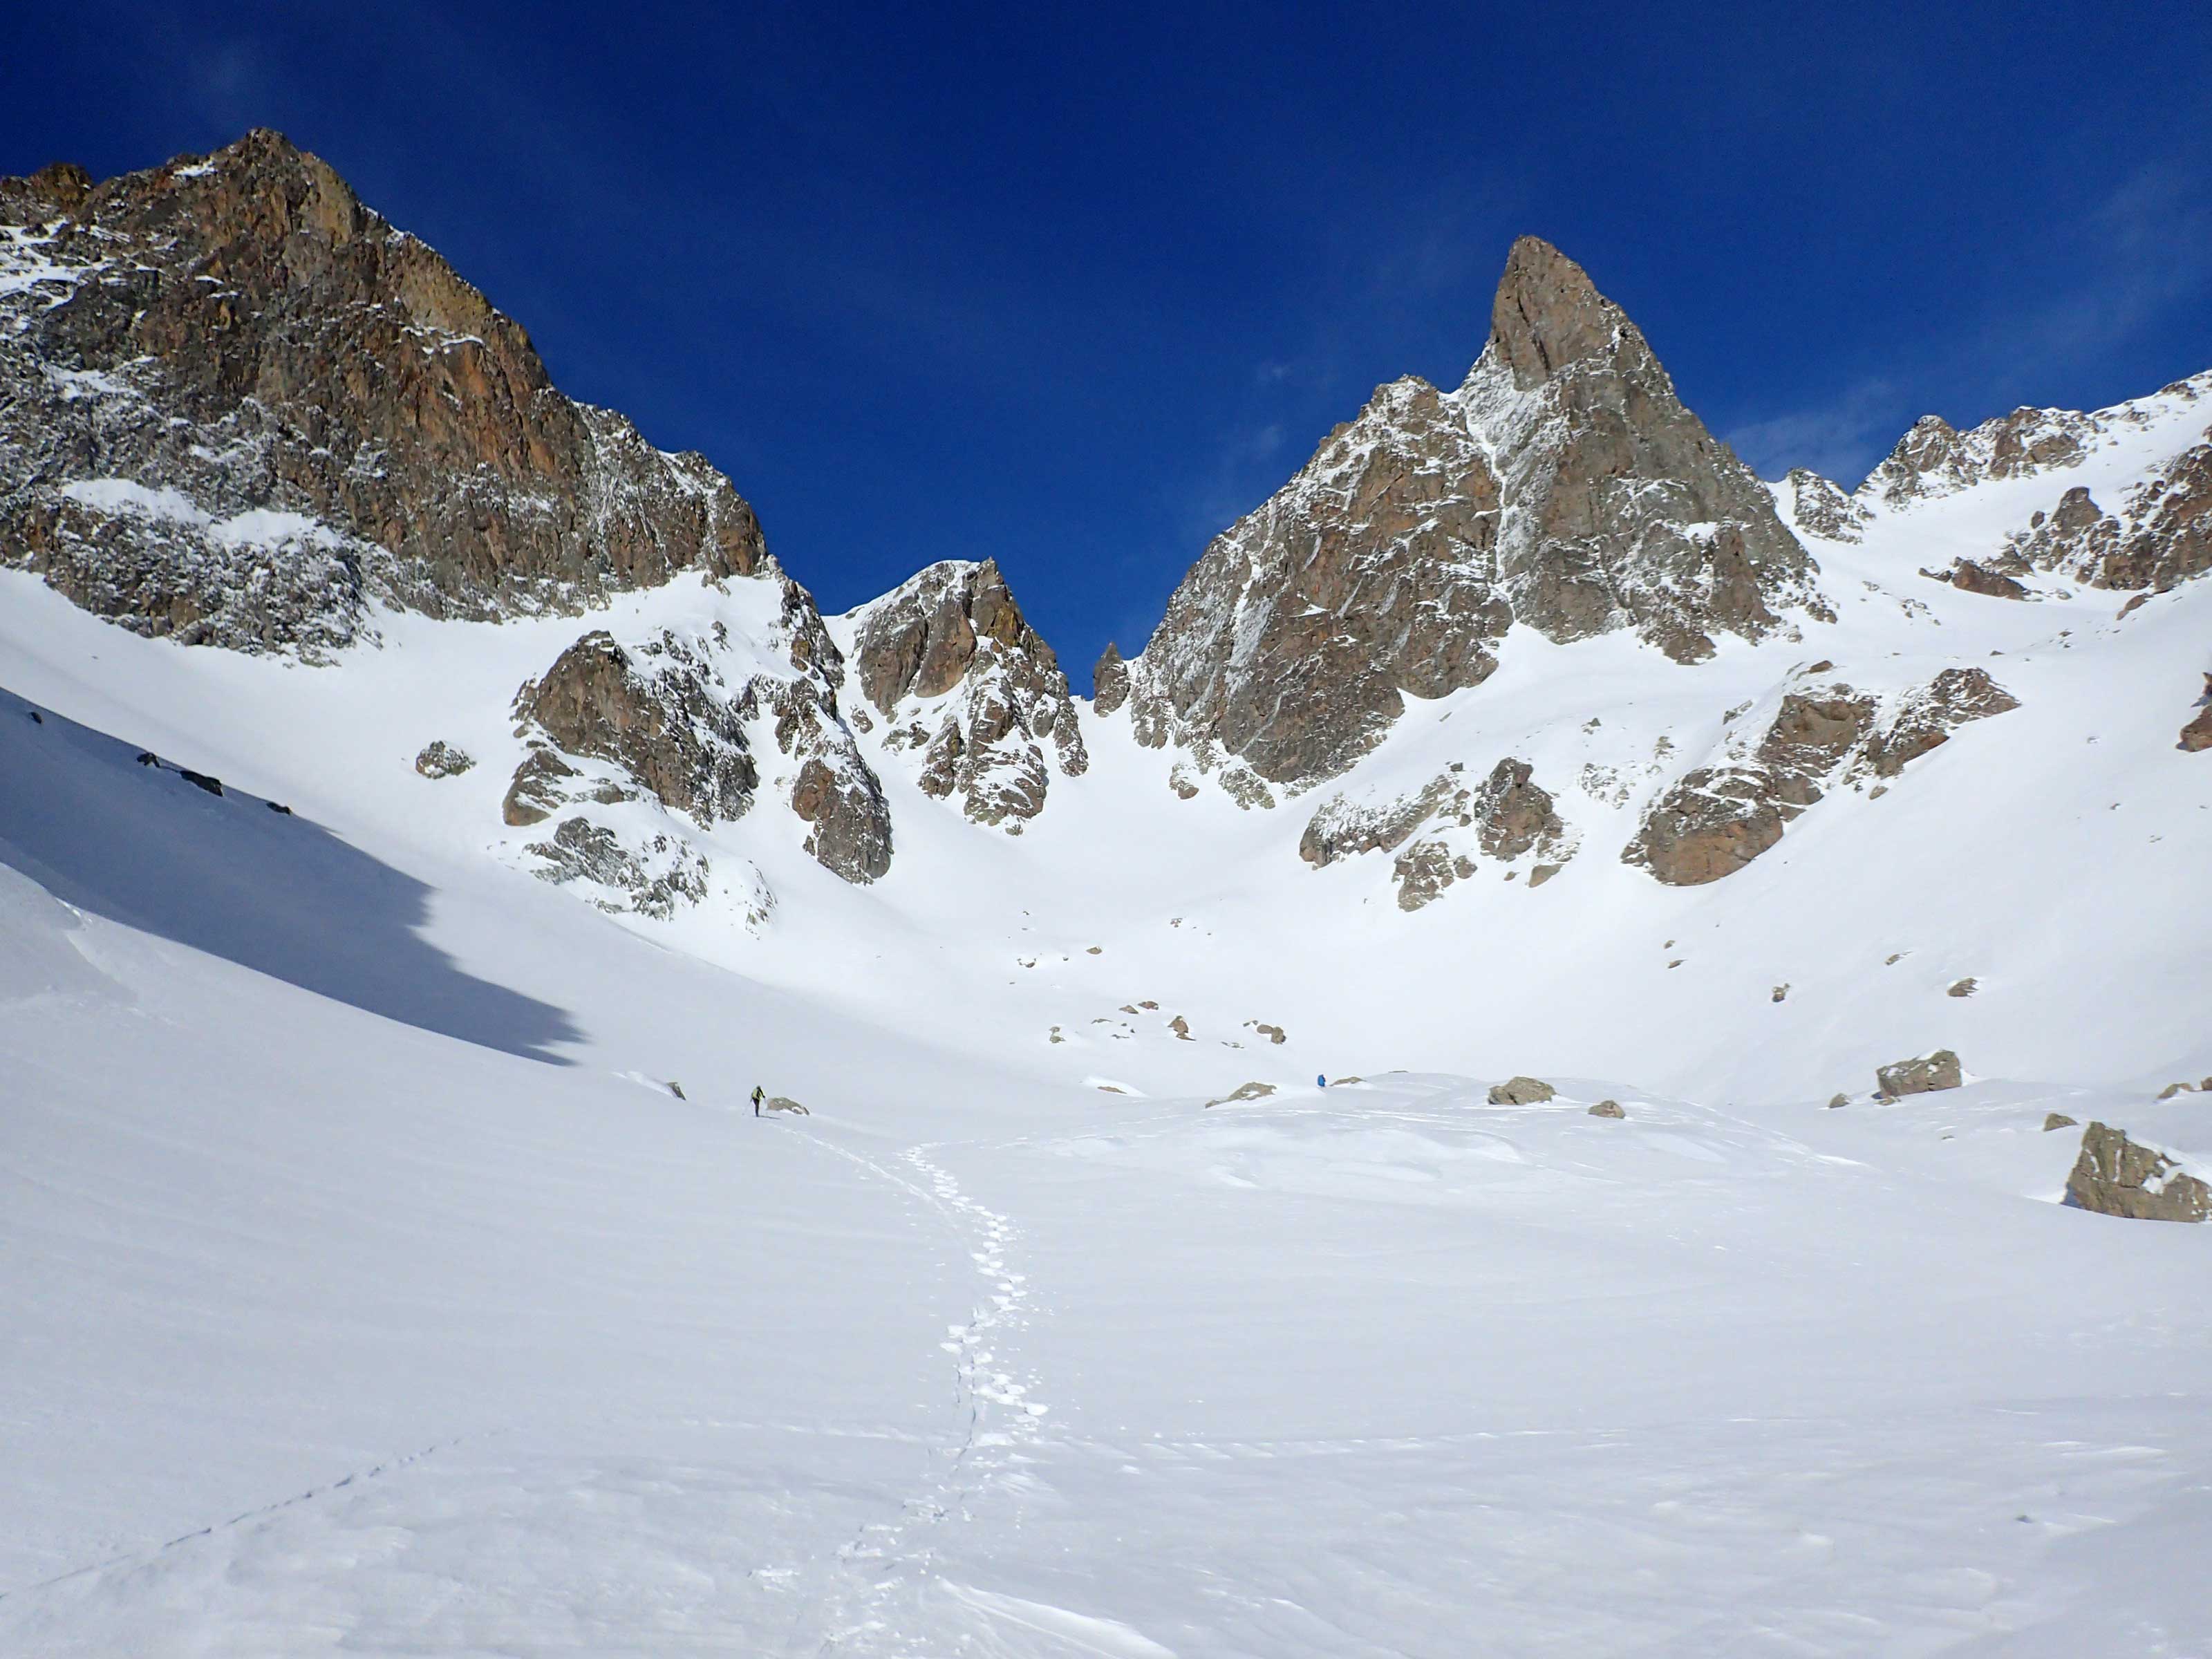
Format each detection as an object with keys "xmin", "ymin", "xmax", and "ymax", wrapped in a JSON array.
[
  {"xmin": 1488, "ymin": 235, "xmax": 1637, "ymax": 391},
  {"xmin": 840, "ymin": 559, "xmax": 1087, "ymax": 830},
  {"xmin": 0, "ymin": 130, "xmax": 770, "ymax": 658},
  {"xmin": 1116, "ymin": 236, "xmax": 1823, "ymax": 799}
]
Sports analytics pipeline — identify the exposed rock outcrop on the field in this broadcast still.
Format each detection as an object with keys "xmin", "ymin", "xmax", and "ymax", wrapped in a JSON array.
[
  {"xmin": 2180, "ymin": 673, "xmax": 2212, "ymax": 753},
  {"xmin": 1626, "ymin": 668, "xmax": 2016, "ymax": 885},
  {"xmin": 1091, "ymin": 642, "xmax": 1130, "ymax": 715},
  {"xmin": 1866, "ymin": 406, "xmax": 2102, "ymax": 505},
  {"xmin": 413, "ymin": 740, "xmax": 474, "ymax": 779},
  {"xmin": 2064, "ymin": 1123, "xmax": 2209, "ymax": 1223},
  {"xmin": 843, "ymin": 559, "xmax": 1086, "ymax": 829},
  {"xmin": 1301, "ymin": 757, "xmax": 1574, "ymax": 909},
  {"xmin": 524, "ymin": 816, "xmax": 710, "ymax": 921},
  {"xmin": 1119, "ymin": 236, "xmax": 1820, "ymax": 797},
  {"xmin": 512, "ymin": 631, "xmax": 757, "ymax": 827},
  {"xmin": 1588, "ymin": 1099, "xmax": 1626, "ymax": 1118},
  {"xmin": 1875, "ymin": 1050, "xmax": 1962, "ymax": 1099},
  {"xmin": 1857, "ymin": 668, "xmax": 2020, "ymax": 779},
  {"xmin": 505, "ymin": 618, "xmax": 891, "ymax": 887},
  {"xmin": 0, "ymin": 132, "xmax": 767, "ymax": 657},
  {"xmin": 2000, "ymin": 442, "xmax": 2212, "ymax": 594},
  {"xmin": 1624, "ymin": 681, "xmax": 1875, "ymax": 886},
  {"xmin": 1779, "ymin": 469, "xmax": 1870, "ymax": 543}
]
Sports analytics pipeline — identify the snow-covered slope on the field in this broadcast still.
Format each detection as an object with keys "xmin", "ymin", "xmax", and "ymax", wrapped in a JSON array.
[
  {"xmin": 4, "ymin": 137, "xmax": 2212, "ymax": 1656},
  {"xmin": 2, "ymin": 713, "xmax": 2208, "ymax": 1650}
]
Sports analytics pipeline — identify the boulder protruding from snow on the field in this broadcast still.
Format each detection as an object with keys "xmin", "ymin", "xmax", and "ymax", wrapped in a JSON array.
[
  {"xmin": 1488, "ymin": 1076, "xmax": 1556, "ymax": 1105},
  {"xmin": 1875, "ymin": 1050, "xmax": 1962, "ymax": 1100},
  {"xmin": 2064, "ymin": 1123, "xmax": 2209, "ymax": 1223}
]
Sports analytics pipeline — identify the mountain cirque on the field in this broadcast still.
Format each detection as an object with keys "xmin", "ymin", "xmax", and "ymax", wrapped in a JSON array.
[{"xmin": 4, "ymin": 131, "xmax": 2211, "ymax": 915}]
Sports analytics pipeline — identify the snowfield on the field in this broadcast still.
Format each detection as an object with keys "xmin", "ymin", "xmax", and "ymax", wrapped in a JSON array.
[{"xmin": 3, "ymin": 379, "xmax": 2211, "ymax": 1653}]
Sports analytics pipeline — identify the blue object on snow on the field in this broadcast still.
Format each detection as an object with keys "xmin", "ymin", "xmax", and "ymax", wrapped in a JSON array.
[{"xmin": 1317, "ymin": 1074, "xmax": 1326, "ymax": 1087}]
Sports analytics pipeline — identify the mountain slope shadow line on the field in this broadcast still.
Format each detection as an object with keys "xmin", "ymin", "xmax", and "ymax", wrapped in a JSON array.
[{"xmin": 0, "ymin": 686, "xmax": 580, "ymax": 1064}]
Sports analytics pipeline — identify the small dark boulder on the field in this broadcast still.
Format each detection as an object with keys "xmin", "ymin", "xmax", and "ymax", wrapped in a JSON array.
[
  {"xmin": 178, "ymin": 768, "xmax": 223, "ymax": 797},
  {"xmin": 1588, "ymin": 1099, "xmax": 1625, "ymax": 1118},
  {"xmin": 2043, "ymin": 1112, "xmax": 2077, "ymax": 1132}
]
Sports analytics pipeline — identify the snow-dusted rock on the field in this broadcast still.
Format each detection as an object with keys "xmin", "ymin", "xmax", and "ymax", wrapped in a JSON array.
[
  {"xmin": 1625, "ymin": 666, "xmax": 2017, "ymax": 886},
  {"xmin": 2065, "ymin": 1123, "xmax": 2210, "ymax": 1223},
  {"xmin": 1998, "ymin": 440, "xmax": 2212, "ymax": 594},
  {"xmin": 1300, "ymin": 758, "xmax": 1574, "ymax": 910},
  {"xmin": 1779, "ymin": 468, "xmax": 1871, "ymax": 543},
  {"xmin": 1120, "ymin": 236, "xmax": 1821, "ymax": 797},
  {"xmin": 841, "ymin": 559, "xmax": 1085, "ymax": 830},
  {"xmin": 0, "ymin": 131, "xmax": 767, "ymax": 656},
  {"xmin": 1864, "ymin": 406, "xmax": 2104, "ymax": 506},
  {"xmin": 1875, "ymin": 1050, "xmax": 1962, "ymax": 1099}
]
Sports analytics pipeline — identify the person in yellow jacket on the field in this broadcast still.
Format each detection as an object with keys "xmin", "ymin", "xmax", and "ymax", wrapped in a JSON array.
[{"xmin": 751, "ymin": 1085, "xmax": 765, "ymax": 1118}]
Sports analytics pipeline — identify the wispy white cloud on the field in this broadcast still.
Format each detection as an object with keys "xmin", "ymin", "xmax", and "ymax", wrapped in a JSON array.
[
  {"xmin": 1726, "ymin": 160, "xmax": 2212, "ymax": 487},
  {"xmin": 1725, "ymin": 376, "xmax": 1901, "ymax": 486}
]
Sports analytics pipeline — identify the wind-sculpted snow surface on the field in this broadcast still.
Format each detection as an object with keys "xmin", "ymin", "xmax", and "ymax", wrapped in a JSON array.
[{"xmin": 0, "ymin": 132, "xmax": 767, "ymax": 655}]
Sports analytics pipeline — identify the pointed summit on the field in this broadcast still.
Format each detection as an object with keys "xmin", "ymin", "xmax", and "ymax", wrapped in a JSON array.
[{"xmin": 1488, "ymin": 236, "xmax": 1636, "ymax": 391}]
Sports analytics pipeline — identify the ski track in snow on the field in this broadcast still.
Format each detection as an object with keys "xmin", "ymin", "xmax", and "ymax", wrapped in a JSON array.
[
  {"xmin": 782, "ymin": 1130, "xmax": 1049, "ymax": 1656},
  {"xmin": 0, "ymin": 1436, "xmax": 467, "ymax": 1606}
]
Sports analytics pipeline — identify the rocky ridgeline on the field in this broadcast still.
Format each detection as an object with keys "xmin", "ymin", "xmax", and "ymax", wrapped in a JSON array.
[
  {"xmin": 841, "ymin": 559, "xmax": 1087, "ymax": 830},
  {"xmin": 1625, "ymin": 666, "xmax": 2018, "ymax": 885},
  {"xmin": 1106, "ymin": 236, "xmax": 1824, "ymax": 800},
  {"xmin": 1300, "ymin": 758, "xmax": 1575, "ymax": 910},
  {"xmin": 1864, "ymin": 406, "xmax": 2108, "ymax": 506},
  {"xmin": 1783, "ymin": 371, "xmax": 2212, "ymax": 607},
  {"xmin": 0, "ymin": 131, "xmax": 769, "ymax": 657},
  {"xmin": 1993, "ymin": 440, "xmax": 2212, "ymax": 596}
]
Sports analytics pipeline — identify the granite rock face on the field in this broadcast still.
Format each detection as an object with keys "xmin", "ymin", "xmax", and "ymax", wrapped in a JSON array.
[
  {"xmin": 1115, "ymin": 237, "xmax": 1819, "ymax": 797},
  {"xmin": 2065, "ymin": 1123, "xmax": 2210, "ymax": 1223},
  {"xmin": 0, "ymin": 132, "xmax": 767, "ymax": 657},
  {"xmin": 843, "ymin": 559, "xmax": 1086, "ymax": 829}
]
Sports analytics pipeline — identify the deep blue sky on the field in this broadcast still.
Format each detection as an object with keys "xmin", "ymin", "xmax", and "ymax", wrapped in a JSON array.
[{"xmin": 10, "ymin": 3, "xmax": 2210, "ymax": 683}]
